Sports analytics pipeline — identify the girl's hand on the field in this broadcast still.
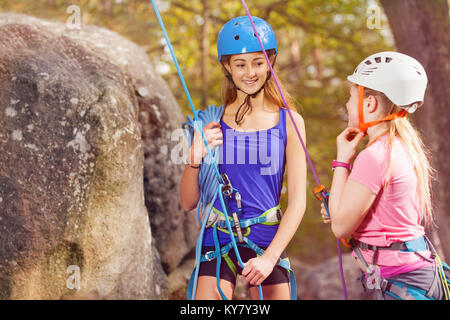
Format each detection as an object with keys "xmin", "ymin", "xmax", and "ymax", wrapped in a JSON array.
[
  {"xmin": 189, "ymin": 121, "xmax": 223, "ymax": 165},
  {"xmin": 321, "ymin": 203, "xmax": 331, "ymax": 224},
  {"xmin": 336, "ymin": 127, "xmax": 365, "ymax": 163},
  {"xmin": 242, "ymin": 254, "xmax": 278, "ymax": 286}
]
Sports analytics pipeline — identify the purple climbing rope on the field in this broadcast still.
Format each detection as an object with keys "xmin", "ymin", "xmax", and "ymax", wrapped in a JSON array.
[{"xmin": 239, "ymin": 0, "xmax": 349, "ymax": 300}]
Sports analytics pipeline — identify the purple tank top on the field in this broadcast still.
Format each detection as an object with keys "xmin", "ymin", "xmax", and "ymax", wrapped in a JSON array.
[{"xmin": 203, "ymin": 107, "xmax": 287, "ymax": 247}]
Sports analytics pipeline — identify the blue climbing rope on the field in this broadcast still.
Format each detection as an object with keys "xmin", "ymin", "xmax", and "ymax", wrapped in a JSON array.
[
  {"xmin": 150, "ymin": 0, "xmax": 265, "ymax": 300},
  {"xmin": 150, "ymin": 0, "xmax": 222, "ymax": 185}
]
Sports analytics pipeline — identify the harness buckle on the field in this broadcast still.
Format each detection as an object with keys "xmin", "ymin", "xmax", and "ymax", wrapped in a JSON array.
[
  {"xmin": 380, "ymin": 278, "xmax": 389, "ymax": 292},
  {"xmin": 232, "ymin": 211, "xmax": 244, "ymax": 243},
  {"xmin": 206, "ymin": 210, "xmax": 219, "ymax": 228},
  {"xmin": 235, "ymin": 192, "xmax": 242, "ymax": 210},
  {"xmin": 204, "ymin": 251, "xmax": 215, "ymax": 262},
  {"xmin": 276, "ymin": 208, "xmax": 283, "ymax": 221},
  {"xmin": 359, "ymin": 241, "xmax": 369, "ymax": 251}
]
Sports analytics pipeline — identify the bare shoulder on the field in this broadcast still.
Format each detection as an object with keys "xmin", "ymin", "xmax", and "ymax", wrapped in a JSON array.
[{"xmin": 284, "ymin": 108, "xmax": 305, "ymax": 139}]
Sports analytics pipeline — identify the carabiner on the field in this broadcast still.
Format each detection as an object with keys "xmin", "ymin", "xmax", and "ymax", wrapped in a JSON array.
[
  {"xmin": 220, "ymin": 173, "xmax": 233, "ymax": 198},
  {"xmin": 313, "ymin": 184, "xmax": 329, "ymax": 202}
]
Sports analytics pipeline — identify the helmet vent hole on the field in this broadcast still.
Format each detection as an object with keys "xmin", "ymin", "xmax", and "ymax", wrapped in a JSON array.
[
  {"xmin": 385, "ymin": 57, "xmax": 392, "ymax": 63},
  {"xmin": 364, "ymin": 60, "xmax": 372, "ymax": 65},
  {"xmin": 375, "ymin": 57, "xmax": 381, "ymax": 63},
  {"xmin": 416, "ymin": 71, "xmax": 421, "ymax": 75},
  {"xmin": 234, "ymin": 22, "xmax": 239, "ymax": 26},
  {"xmin": 234, "ymin": 35, "xmax": 240, "ymax": 40}
]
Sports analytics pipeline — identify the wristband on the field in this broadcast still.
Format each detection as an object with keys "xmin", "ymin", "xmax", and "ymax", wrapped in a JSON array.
[
  {"xmin": 332, "ymin": 160, "xmax": 352, "ymax": 171},
  {"xmin": 188, "ymin": 163, "xmax": 201, "ymax": 169},
  {"xmin": 188, "ymin": 148, "xmax": 202, "ymax": 169}
]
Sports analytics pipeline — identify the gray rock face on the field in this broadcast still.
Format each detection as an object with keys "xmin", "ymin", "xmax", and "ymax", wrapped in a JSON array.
[
  {"xmin": 299, "ymin": 253, "xmax": 373, "ymax": 300},
  {"xmin": 0, "ymin": 13, "xmax": 185, "ymax": 299},
  {"xmin": 139, "ymin": 88, "xmax": 199, "ymax": 275}
]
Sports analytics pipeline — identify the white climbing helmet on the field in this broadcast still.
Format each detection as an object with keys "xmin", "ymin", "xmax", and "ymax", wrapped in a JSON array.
[{"xmin": 347, "ymin": 51, "xmax": 428, "ymax": 113}]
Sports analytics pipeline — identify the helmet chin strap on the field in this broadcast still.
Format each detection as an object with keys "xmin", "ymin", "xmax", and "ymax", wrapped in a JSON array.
[
  {"xmin": 222, "ymin": 56, "xmax": 277, "ymax": 125},
  {"xmin": 233, "ymin": 84, "xmax": 265, "ymax": 125},
  {"xmin": 357, "ymin": 85, "xmax": 408, "ymax": 134}
]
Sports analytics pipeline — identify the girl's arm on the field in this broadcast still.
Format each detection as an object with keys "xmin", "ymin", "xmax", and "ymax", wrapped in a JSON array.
[
  {"xmin": 179, "ymin": 121, "xmax": 223, "ymax": 212},
  {"xmin": 328, "ymin": 171, "xmax": 376, "ymax": 238},
  {"xmin": 242, "ymin": 110, "xmax": 307, "ymax": 286},
  {"xmin": 179, "ymin": 147, "xmax": 201, "ymax": 212},
  {"xmin": 326, "ymin": 127, "xmax": 376, "ymax": 238}
]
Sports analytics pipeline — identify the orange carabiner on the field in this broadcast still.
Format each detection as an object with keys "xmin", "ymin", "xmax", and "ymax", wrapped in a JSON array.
[
  {"xmin": 340, "ymin": 238, "xmax": 352, "ymax": 249},
  {"xmin": 313, "ymin": 185, "xmax": 328, "ymax": 202}
]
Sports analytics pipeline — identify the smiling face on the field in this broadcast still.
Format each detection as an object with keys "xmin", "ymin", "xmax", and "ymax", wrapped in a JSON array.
[{"xmin": 227, "ymin": 52, "xmax": 270, "ymax": 95}]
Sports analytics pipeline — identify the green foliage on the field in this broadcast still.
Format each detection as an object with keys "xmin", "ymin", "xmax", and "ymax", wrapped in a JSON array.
[{"xmin": 0, "ymin": 0, "xmax": 393, "ymax": 264}]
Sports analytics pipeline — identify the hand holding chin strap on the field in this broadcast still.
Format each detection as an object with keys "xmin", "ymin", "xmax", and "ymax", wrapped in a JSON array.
[{"xmin": 357, "ymin": 85, "xmax": 408, "ymax": 133}]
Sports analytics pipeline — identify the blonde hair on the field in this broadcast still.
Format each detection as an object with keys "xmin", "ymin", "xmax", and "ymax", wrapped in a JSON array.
[
  {"xmin": 220, "ymin": 49, "xmax": 296, "ymax": 111},
  {"xmin": 361, "ymin": 86, "xmax": 434, "ymax": 227}
]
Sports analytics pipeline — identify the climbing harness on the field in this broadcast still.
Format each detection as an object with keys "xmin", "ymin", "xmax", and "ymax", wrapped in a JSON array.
[
  {"xmin": 185, "ymin": 189, "xmax": 297, "ymax": 300},
  {"xmin": 350, "ymin": 235, "xmax": 450, "ymax": 300},
  {"xmin": 239, "ymin": 0, "xmax": 348, "ymax": 299}
]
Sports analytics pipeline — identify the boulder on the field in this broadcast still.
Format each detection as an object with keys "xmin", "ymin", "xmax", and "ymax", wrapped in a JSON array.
[
  {"xmin": 300, "ymin": 253, "xmax": 372, "ymax": 300},
  {"xmin": 0, "ymin": 13, "xmax": 191, "ymax": 299}
]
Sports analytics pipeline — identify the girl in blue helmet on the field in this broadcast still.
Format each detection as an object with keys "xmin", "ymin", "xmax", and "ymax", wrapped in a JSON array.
[{"xmin": 180, "ymin": 16, "xmax": 307, "ymax": 299}]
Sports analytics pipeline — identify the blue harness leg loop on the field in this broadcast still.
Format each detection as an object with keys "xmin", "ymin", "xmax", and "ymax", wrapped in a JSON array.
[
  {"xmin": 217, "ymin": 184, "xmax": 264, "ymax": 300},
  {"xmin": 213, "ymin": 224, "xmax": 228, "ymax": 300},
  {"xmin": 244, "ymin": 237, "xmax": 297, "ymax": 300}
]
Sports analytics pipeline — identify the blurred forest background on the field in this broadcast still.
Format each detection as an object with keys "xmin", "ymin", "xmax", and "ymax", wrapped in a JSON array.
[{"xmin": 0, "ymin": 0, "xmax": 448, "ymax": 266}]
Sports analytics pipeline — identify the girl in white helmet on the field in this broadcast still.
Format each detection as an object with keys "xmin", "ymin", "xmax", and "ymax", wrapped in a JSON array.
[{"xmin": 322, "ymin": 51, "xmax": 449, "ymax": 300}]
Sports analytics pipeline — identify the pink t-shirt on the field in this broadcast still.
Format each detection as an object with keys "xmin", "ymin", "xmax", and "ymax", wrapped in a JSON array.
[{"xmin": 348, "ymin": 134, "xmax": 432, "ymax": 273}]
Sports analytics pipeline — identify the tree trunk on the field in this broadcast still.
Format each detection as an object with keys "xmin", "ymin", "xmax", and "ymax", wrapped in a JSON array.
[
  {"xmin": 288, "ymin": 28, "xmax": 301, "ymax": 79},
  {"xmin": 380, "ymin": 0, "xmax": 450, "ymax": 260}
]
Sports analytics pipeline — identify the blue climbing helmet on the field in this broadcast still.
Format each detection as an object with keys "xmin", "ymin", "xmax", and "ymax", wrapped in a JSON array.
[{"xmin": 217, "ymin": 16, "xmax": 278, "ymax": 61}]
